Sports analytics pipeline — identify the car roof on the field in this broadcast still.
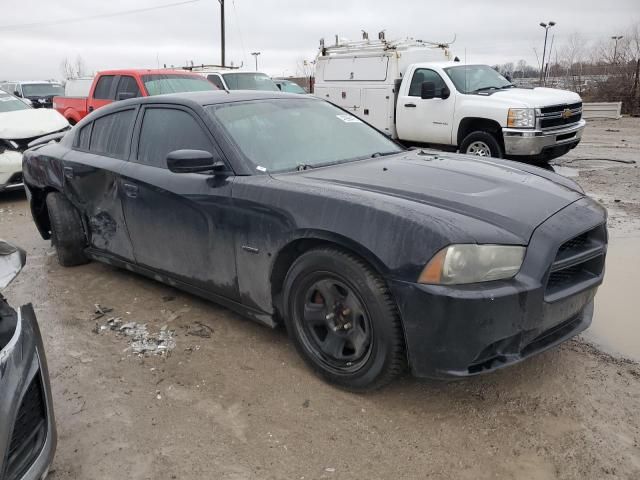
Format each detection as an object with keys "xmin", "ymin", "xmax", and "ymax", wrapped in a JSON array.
[
  {"xmin": 83, "ymin": 90, "xmax": 318, "ymax": 121},
  {"xmin": 4, "ymin": 80, "xmax": 62, "ymax": 85},
  {"xmin": 96, "ymin": 69, "xmax": 203, "ymax": 76}
]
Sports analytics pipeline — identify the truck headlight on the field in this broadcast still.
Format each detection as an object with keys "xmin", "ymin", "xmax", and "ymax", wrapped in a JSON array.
[
  {"xmin": 418, "ymin": 244, "xmax": 526, "ymax": 285},
  {"xmin": 507, "ymin": 108, "xmax": 535, "ymax": 128}
]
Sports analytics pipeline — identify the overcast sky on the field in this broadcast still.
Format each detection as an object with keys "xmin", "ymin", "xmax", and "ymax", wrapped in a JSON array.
[{"xmin": 2, "ymin": 0, "xmax": 638, "ymax": 80}]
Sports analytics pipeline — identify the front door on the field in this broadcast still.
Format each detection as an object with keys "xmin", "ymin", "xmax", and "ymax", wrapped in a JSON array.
[
  {"xmin": 119, "ymin": 105, "xmax": 238, "ymax": 300},
  {"xmin": 396, "ymin": 68, "xmax": 455, "ymax": 145},
  {"xmin": 62, "ymin": 108, "xmax": 137, "ymax": 262}
]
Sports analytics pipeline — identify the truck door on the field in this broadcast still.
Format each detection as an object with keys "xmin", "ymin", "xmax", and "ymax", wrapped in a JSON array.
[
  {"xmin": 87, "ymin": 75, "xmax": 117, "ymax": 114},
  {"xmin": 396, "ymin": 68, "xmax": 455, "ymax": 145}
]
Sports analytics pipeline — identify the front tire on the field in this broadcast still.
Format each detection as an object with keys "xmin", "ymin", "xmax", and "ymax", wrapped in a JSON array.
[
  {"xmin": 283, "ymin": 248, "xmax": 405, "ymax": 391},
  {"xmin": 46, "ymin": 192, "xmax": 89, "ymax": 267},
  {"xmin": 460, "ymin": 131, "xmax": 503, "ymax": 158}
]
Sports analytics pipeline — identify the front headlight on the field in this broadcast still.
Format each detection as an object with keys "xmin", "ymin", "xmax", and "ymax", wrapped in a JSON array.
[
  {"xmin": 507, "ymin": 108, "xmax": 535, "ymax": 128},
  {"xmin": 418, "ymin": 244, "xmax": 526, "ymax": 285}
]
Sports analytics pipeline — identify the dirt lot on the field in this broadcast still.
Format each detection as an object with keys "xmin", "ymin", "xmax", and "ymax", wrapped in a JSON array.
[{"xmin": 1, "ymin": 118, "xmax": 639, "ymax": 480}]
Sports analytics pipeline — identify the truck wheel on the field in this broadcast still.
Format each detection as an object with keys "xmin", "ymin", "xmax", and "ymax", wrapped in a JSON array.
[
  {"xmin": 460, "ymin": 131, "xmax": 503, "ymax": 158},
  {"xmin": 46, "ymin": 192, "xmax": 89, "ymax": 267},
  {"xmin": 283, "ymin": 248, "xmax": 405, "ymax": 391}
]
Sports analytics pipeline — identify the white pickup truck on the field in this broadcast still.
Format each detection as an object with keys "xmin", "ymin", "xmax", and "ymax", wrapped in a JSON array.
[{"xmin": 314, "ymin": 35, "xmax": 585, "ymax": 162}]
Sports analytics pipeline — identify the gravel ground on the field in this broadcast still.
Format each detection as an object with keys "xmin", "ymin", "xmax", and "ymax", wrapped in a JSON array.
[{"xmin": 0, "ymin": 118, "xmax": 639, "ymax": 480}]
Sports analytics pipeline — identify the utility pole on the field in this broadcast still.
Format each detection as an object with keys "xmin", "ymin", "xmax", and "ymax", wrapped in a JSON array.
[
  {"xmin": 539, "ymin": 21, "xmax": 556, "ymax": 86},
  {"xmin": 219, "ymin": 0, "xmax": 225, "ymax": 67},
  {"xmin": 251, "ymin": 52, "xmax": 261, "ymax": 71}
]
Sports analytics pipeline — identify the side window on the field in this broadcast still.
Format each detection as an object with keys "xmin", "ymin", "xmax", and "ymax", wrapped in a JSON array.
[
  {"xmin": 89, "ymin": 109, "xmax": 135, "ymax": 157},
  {"xmin": 93, "ymin": 75, "xmax": 116, "ymax": 100},
  {"xmin": 75, "ymin": 123, "xmax": 92, "ymax": 150},
  {"xmin": 136, "ymin": 108, "xmax": 213, "ymax": 168},
  {"xmin": 207, "ymin": 75, "xmax": 224, "ymax": 90},
  {"xmin": 115, "ymin": 76, "xmax": 140, "ymax": 100},
  {"xmin": 408, "ymin": 69, "xmax": 447, "ymax": 97}
]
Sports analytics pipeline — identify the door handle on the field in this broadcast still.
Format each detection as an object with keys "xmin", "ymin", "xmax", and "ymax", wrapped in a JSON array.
[
  {"xmin": 88, "ymin": 106, "xmax": 94, "ymax": 113},
  {"xmin": 63, "ymin": 166, "xmax": 74, "ymax": 179},
  {"xmin": 404, "ymin": 103, "xmax": 417, "ymax": 108},
  {"xmin": 123, "ymin": 183, "xmax": 138, "ymax": 198}
]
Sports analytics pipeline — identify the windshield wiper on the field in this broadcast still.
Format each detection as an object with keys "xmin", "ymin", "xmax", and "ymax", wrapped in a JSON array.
[
  {"xmin": 500, "ymin": 84, "xmax": 516, "ymax": 89},
  {"xmin": 470, "ymin": 86, "xmax": 501, "ymax": 94},
  {"xmin": 296, "ymin": 164, "xmax": 314, "ymax": 171},
  {"xmin": 370, "ymin": 151, "xmax": 399, "ymax": 158}
]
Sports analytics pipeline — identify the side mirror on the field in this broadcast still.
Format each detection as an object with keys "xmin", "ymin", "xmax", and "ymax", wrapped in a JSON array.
[
  {"xmin": 420, "ymin": 81, "xmax": 436, "ymax": 99},
  {"xmin": 440, "ymin": 86, "xmax": 451, "ymax": 99},
  {"xmin": 14, "ymin": 90, "xmax": 21, "ymax": 98},
  {"xmin": 116, "ymin": 91, "xmax": 137, "ymax": 101},
  {"xmin": 166, "ymin": 149, "xmax": 229, "ymax": 175}
]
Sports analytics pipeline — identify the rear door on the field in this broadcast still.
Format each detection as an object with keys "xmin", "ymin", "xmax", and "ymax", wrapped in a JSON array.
[
  {"xmin": 87, "ymin": 75, "xmax": 118, "ymax": 114},
  {"xmin": 119, "ymin": 104, "xmax": 238, "ymax": 300},
  {"xmin": 61, "ymin": 108, "xmax": 137, "ymax": 261}
]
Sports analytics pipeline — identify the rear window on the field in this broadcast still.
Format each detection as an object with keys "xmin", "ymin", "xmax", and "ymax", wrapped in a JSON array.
[
  {"xmin": 141, "ymin": 74, "xmax": 217, "ymax": 96},
  {"xmin": 90, "ymin": 109, "xmax": 135, "ymax": 157},
  {"xmin": 94, "ymin": 75, "xmax": 116, "ymax": 100},
  {"xmin": 221, "ymin": 73, "xmax": 279, "ymax": 91},
  {"xmin": 75, "ymin": 123, "xmax": 92, "ymax": 150}
]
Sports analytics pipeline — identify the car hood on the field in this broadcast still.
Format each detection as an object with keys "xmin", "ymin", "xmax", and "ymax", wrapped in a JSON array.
[
  {"xmin": 487, "ymin": 87, "xmax": 582, "ymax": 108},
  {"xmin": 0, "ymin": 108, "xmax": 69, "ymax": 140},
  {"xmin": 277, "ymin": 152, "xmax": 584, "ymax": 242}
]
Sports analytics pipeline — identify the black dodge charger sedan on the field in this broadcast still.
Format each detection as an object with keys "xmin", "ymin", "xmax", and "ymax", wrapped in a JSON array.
[{"xmin": 22, "ymin": 91, "xmax": 607, "ymax": 390}]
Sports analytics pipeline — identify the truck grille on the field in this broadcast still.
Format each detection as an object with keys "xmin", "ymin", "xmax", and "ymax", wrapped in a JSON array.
[
  {"xmin": 539, "ymin": 102, "xmax": 582, "ymax": 130},
  {"xmin": 4, "ymin": 375, "xmax": 48, "ymax": 480},
  {"xmin": 545, "ymin": 224, "xmax": 607, "ymax": 302}
]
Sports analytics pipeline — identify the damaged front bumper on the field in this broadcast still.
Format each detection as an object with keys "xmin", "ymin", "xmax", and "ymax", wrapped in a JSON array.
[
  {"xmin": 0, "ymin": 302, "xmax": 56, "ymax": 479},
  {"xmin": 0, "ymin": 150, "xmax": 23, "ymax": 192}
]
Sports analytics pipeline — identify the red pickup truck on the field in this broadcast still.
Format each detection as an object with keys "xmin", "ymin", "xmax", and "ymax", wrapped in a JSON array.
[{"xmin": 53, "ymin": 69, "xmax": 217, "ymax": 124}]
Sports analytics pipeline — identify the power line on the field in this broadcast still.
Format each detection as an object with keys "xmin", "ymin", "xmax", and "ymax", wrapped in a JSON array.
[{"xmin": 0, "ymin": 0, "xmax": 202, "ymax": 31}]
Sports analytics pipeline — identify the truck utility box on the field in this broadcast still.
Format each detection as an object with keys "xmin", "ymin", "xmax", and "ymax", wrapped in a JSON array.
[{"xmin": 314, "ymin": 36, "xmax": 451, "ymax": 137}]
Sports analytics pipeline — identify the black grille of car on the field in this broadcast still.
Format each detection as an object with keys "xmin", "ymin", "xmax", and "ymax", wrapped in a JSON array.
[
  {"xmin": 545, "ymin": 224, "xmax": 607, "ymax": 302},
  {"xmin": 4, "ymin": 375, "xmax": 48, "ymax": 480},
  {"xmin": 7, "ymin": 172, "xmax": 23, "ymax": 185},
  {"xmin": 539, "ymin": 102, "xmax": 582, "ymax": 130}
]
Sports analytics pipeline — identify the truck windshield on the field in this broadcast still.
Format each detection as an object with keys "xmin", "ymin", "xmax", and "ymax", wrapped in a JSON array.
[
  {"xmin": 444, "ymin": 65, "xmax": 512, "ymax": 94},
  {"xmin": 206, "ymin": 98, "xmax": 403, "ymax": 173},
  {"xmin": 22, "ymin": 83, "xmax": 64, "ymax": 97},
  {"xmin": 221, "ymin": 73, "xmax": 280, "ymax": 91},
  {"xmin": 142, "ymin": 74, "xmax": 217, "ymax": 96},
  {"xmin": 0, "ymin": 92, "xmax": 31, "ymax": 112}
]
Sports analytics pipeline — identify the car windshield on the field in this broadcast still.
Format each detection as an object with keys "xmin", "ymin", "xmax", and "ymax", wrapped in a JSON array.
[
  {"xmin": 22, "ymin": 83, "xmax": 64, "ymax": 97},
  {"xmin": 221, "ymin": 73, "xmax": 280, "ymax": 91},
  {"xmin": 142, "ymin": 74, "xmax": 217, "ymax": 96},
  {"xmin": 444, "ymin": 65, "xmax": 512, "ymax": 94},
  {"xmin": 0, "ymin": 92, "xmax": 31, "ymax": 112},
  {"xmin": 206, "ymin": 98, "xmax": 403, "ymax": 173},
  {"xmin": 278, "ymin": 81, "xmax": 306, "ymax": 94}
]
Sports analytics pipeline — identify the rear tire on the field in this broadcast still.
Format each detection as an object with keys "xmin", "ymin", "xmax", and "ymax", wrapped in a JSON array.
[
  {"xmin": 460, "ymin": 131, "xmax": 503, "ymax": 158},
  {"xmin": 46, "ymin": 192, "xmax": 89, "ymax": 267},
  {"xmin": 283, "ymin": 248, "xmax": 405, "ymax": 391}
]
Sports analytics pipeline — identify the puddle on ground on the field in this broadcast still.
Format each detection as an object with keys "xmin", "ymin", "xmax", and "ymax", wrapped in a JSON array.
[
  {"xmin": 552, "ymin": 166, "xmax": 580, "ymax": 178},
  {"xmin": 582, "ymin": 236, "xmax": 640, "ymax": 361}
]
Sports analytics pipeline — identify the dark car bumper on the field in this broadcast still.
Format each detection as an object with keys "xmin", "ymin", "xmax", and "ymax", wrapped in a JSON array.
[
  {"xmin": 0, "ymin": 303, "xmax": 56, "ymax": 480},
  {"xmin": 390, "ymin": 197, "xmax": 607, "ymax": 379}
]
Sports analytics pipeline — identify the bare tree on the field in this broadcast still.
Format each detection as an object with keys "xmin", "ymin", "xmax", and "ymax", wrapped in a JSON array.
[{"xmin": 59, "ymin": 55, "xmax": 88, "ymax": 80}]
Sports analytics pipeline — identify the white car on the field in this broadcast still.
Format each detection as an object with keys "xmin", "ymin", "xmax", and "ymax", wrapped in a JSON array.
[{"xmin": 0, "ymin": 91, "xmax": 69, "ymax": 192}]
